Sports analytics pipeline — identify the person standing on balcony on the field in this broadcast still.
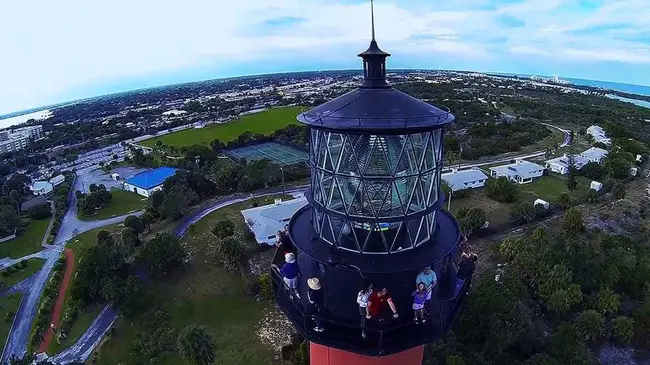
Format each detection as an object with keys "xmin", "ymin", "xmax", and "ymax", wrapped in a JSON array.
[
  {"xmin": 357, "ymin": 280, "xmax": 373, "ymax": 339},
  {"xmin": 307, "ymin": 278, "xmax": 324, "ymax": 332},
  {"xmin": 454, "ymin": 254, "xmax": 477, "ymax": 297},
  {"xmin": 366, "ymin": 287, "xmax": 398, "ymax": 329},
  {"xmin": 416, "ymin": 266, "xmax": 437, "ymax": 304},
  {"xmin": 280, "ymin": 252, "xmax": 300, "ymax": 298},
  {"xmin": 412, "ymin": 282, "xmax": 428, "ymax": 324}
]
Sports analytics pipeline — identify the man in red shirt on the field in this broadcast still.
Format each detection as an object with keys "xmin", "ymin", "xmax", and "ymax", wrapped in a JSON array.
[{"xmin": 365, "ymin": 287, "xmax": 398, "ymax": 321}]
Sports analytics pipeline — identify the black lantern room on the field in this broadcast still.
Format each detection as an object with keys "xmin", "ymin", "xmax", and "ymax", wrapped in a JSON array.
[{"xmin": 271, "ymin": 1, "xmax": 470, "ymax": 357}]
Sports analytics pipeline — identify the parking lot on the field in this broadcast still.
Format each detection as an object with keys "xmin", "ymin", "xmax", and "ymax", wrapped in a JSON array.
[{"xmin": 76, "ymin": 166, "xmax": 149, "ymax": 193}]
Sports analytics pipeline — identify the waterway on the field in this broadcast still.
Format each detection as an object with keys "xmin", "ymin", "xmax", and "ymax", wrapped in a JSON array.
[{"xmin": 605, "ymin": 94, "xmax": 650, "ymax": 109}]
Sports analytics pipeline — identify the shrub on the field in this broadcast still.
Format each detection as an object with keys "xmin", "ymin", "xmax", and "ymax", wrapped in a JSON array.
[
  {"xmin": 455, "ymin": 207, "xmax": 486, "ymax": 237},
  {"xmin": 257, "ymin": 273, "xmax": 274, "ymax": 301},
  {"xmin": 555, "ymin": 193, "xmax": 572, "ymax": 209},
  {"xmin": 563, "ymin": 208, "xmax": 585, "ymax": 234},
  {"xmin": 612, "ymin": 316, "xmax": 635, "ymax": 344},
  {"xmin": 0, "ymin": 271, "xmax": 8, "ymax": 277},
  {"xmin": 612, "ymin": 183, "xmax": 626, "ymax": 199},
  {"xmin": 585, "ymin": 189, "xmax": 599, "ymax": 204},
  {"xmin": 215, "ymin": 236, "xmax": 245, "ymax": 272},
  {"xmin": 595, "ymin": 287, "xmax": 620, "ymax": 314},
  {"xmin": 575, "ymin": 310, "xmax": 604, "ymax": 341},
  {"xmin": 212, "ymin": 220, "xmax": 235, "ymax": 239},
  {"xmin": 4, "ymin": 310, "xmax": 14, "ymax": 324}
]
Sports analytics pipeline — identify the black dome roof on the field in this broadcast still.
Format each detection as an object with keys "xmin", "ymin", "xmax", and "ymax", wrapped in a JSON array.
[{"xmin": 297, "ymin": 86, "xmax": 455, "ymax": 132}]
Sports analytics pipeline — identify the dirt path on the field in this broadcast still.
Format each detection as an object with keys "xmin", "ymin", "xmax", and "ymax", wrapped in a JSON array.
[{"xmin": 37, "ymin": 248, "xmax": 75, "ymax": 353}]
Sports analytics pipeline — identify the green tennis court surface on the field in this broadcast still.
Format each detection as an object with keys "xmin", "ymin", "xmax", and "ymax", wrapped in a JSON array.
[{"xmin": 226, "ymin": 142, "xmax": 307, "ymax": 166}]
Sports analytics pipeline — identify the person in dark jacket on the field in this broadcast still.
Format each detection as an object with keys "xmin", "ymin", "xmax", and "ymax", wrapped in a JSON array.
[
  {"xmin": 307, "ymin": 278, "xmax": 324, "ymax": 332},
  {"xmin": 454, "ymin": 254, "xmax": 477, "ymax": 296}
]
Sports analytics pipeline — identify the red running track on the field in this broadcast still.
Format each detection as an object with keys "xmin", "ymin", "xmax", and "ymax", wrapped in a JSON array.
[{"xmin": 38, "ymin": 248, "xmax": 75, "ymax": 353}]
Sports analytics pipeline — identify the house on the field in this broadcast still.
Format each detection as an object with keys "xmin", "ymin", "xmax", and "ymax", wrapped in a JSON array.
[
  {"xmin": 586, "ymin": 125, "xmax": 612, "ymax": 145},
  {"xmin": 590, "ymin": 181, "xmax": 603, "ymax": 191},
  {"xmin": 580, "ymin": 147, "xmax": 608, "ymax": 163},
  {"xmin": 544, "ymin": 154, "xmax": 588, "ymax": 175},
  {"xmin": 489, "ymin": 160, "xmax": 545, "ymax": 184},
  {"xmin": 30, "ymin": 181, "xmax": 54, "ymax": 196},
  {"xmin": 49, "ymin": 174, "xmax": 65, "ymax": 186},
  {"xmin": 441, "ymin": 168, "xmax": 488, "ymax": 192},
  {"xmin": 241, "ymin": 197, "xmax": 308, "ymax": 246},
  {"xmin": 123, "ymin": 167, "xmax": 178, "ymax": 197}
]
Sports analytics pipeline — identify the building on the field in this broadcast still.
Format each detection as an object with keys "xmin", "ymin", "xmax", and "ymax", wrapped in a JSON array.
[
  {"xmin": 586, "ymin": 125, "xmax": 612, "ymax": 146},
  {"xmin": 580, "ymin": 147, "xmax": 608, "ymax": 163},
  {"xmin": 0, "ymin": 125, "xmax": 44, "ymax": 154},
  {"xmin": 49, "ymin": 174, "xmax": 65, "ymax": 186},
  {"xmin": 490, "ymin": 160, "xmax": 545, "ymax": 184},
  {"xmin": 544, "ymin": 154, "xmax": 588, "ymax": 175},
  {"xmin": 441, "ymin": 168, "xmax": 488, "ymax": 191},
  {"xmin": 123, "ymin": 167, "xmax": 178, "ymax": 197},
  {"xmin": 30, "ymin": 181, "xmax": 53, "ymax": 196},
  {"xmin": 272, "ymin": 4, "xmax": 468, "ymax": 364},
  {"xmin": 241, "ymin": 197, "xmax": 308, "ymax": 246}
]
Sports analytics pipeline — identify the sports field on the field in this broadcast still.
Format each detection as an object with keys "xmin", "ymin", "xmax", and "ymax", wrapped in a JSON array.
[
  {"xmin": 140, "ymin": 106, "xmax": 303, "ymax": 148},
  {"xmin": 226, "ymin": 142, "xmax": 307, "ymax": 166}
]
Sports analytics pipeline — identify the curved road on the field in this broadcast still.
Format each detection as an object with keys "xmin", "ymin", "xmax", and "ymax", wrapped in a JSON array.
[
  {"xmin": 0, "ymin": 173, "xmax": 143, "ymax": 364},
  {"xmin": 49, "ymin": 187, "xmax": 308, "ymax": 364}
]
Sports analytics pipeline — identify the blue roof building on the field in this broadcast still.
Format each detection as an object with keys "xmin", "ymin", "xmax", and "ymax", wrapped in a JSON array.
[{"xmin": 124, "ymin": 167, "xmax": 178, "ymax": 197}]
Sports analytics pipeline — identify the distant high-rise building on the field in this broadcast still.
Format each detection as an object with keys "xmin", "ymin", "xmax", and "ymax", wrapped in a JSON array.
[{"xmin": 0, "ymin": 125, "xmax": 43, "ymax": 154}]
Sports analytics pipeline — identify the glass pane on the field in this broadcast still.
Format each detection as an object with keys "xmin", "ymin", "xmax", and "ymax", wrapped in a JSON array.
[
  {"xmin": 338, "ymin": 219, "xmax": 359, "ymax": 251},
  {"xmin": 422, "ymin": 132, "xmax": 437, "ymax": 172},
  {"xmin": 410, "ymin": 132, "xmax": 427, "ymax": 172},
  {"xmin": 339, "ymin": 135, "xmax": 362, "ymax": 175},
  {"xmin": 364, "ymin": 180, "xmax": 391, "ymax": 218},
  {"xmin": 327, "ymin": 133, "xmax": 344, "ymax": 172},
  {"xmin": 328, "ymin": 177, "xmax": 345, "ymax": 213},
  {"xmin": 321, "ymin": 215, "xmax": 336, "ymax": 244},
  {"xmin": 364, "ymin": 136, "xmax": 391, "ymax": 177},
  {"xmin": 360, "ymin": 223, "xmax": 389, "ymax": 253},
  {"xmin": 414, "ymin": 215, "xmax": 429, "ymax": 246}
]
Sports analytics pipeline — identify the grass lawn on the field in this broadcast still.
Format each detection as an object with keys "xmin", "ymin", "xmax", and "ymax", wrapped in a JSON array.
[
  {"xmin": 2, "ymin": 258, "xmax": 45, "ymax": 287},
  {"xmin": 140, "ymin": 106, "xmax": 303, "ymax": 148},
  {"xmin": 0, "ymin": 218, "xmax": 50, "ymax": 259},
  {"xmin": 448, "ymin": 190, "xmax": 513, "ymax": 226},
  {"xmin": 0, "ymin": 294, "xmax": 23, "ymax": 346},
  {"xmin": 519, "ymin": 174, "xmax": 589, "ymax": 203},
  {"xmin": 94, "ymin": 195, "xmax": 291, "ymax": 365},
  {"xmin": 78, "ymin": 189, "xmax": 147, "ymax": 221}
]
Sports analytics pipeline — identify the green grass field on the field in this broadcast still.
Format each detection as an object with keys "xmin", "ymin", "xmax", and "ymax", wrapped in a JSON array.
[
  {"xmin": 0, "ymin": 294, "xmax": 23, "ymax": 346},
  {"xmin": 2, "ymin": 258, "xmax": 45, "ymax": 288},
  {"xmin": 0, "ymin": 218, "xmax": 50, "ymax": 259},
  {"xmin": 519, "ymin": 175, "xmax": 590, "ymax": 203},
  {"xmin": 94, "ymin": 195, "xmax": 290, "ymax": 365},
  {"xmin": 78, "ymin": 189, "xmax": 147, "ymax": 221},
  {"xmin": 140, "ymin": 106, "xmax": 303, "ymax": 148}
]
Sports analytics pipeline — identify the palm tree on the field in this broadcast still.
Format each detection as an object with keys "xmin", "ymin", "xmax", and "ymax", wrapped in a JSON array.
[
  {"xmin": 178, "ymin": 324, "xmax": 216, "ymax": 365},
  {"xmin": 9, "ymin": 190, "xmax": 20, "ymax": 213}
]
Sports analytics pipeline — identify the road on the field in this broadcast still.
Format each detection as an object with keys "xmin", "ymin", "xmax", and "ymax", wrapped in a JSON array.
[{"xmin": 51, "ymin": 186, "xmax": 308, "ymax": 364}]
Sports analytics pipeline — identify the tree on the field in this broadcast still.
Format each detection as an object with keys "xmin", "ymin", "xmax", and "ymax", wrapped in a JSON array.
[
  {"xmin": 563, "ymin": 208, "xmax": 585, "ymax": 234},
  {"xmin": 574, "ymin": 310, "xmax": 604, "ymax": 341},
  {"xmin": 555, "ymin": 192, "xmax": 572, "ymax": 209},
  {"xmin": 0, "ymin": 205, "xmax": 20, "ymax": 236},
  {"xmin": 485, "ymin": 177, "xmax": 518, "ymax": 203},
  {"xmin": 177, "ymin": 324, "xmax": 216, "ymax": 365},
  {"xmin": 612, "ymin": 183, "xmax": 626, "ymax": 199},
  {"xmin": 566, "ymin": 154, "xmax": 578, "ymax": 191},
  {"xmin": 612, "ymin": 316, "xmax": 635, "ymax": 344},
  {"xmin": 140, "ymin": 233, "xmax": 186, "ymax": 276},
  {"xmin": 212, "ymin": 220, "xmax": 235, "ymax": 239},
  {"xmin": 595, "ymin": 287, "xmax": 620, "ymax": 314},
  {"xmin": 585, "ymin": 189, "xmax": 599, "ymax": 204},
  {"xmin": 580, "ymin": 162, "xmax": 606, "ymax": 180},
  {"xmin": 124, "ymin": 215, "xmax": 145, "ymax": 235},
  {"xmin": 96, "ymin": 229, "xmax": 111, "ymax": 243},
  {"xmin": 26, "ymin": 204, "xmax": 52, "ymax": 219},
  {"xmin": 8, "ymin": 190, "xmax": 20, "ymax": 212},
  {"xmin": 510, "ymin": 202, "xmax": 537, "ymax": 224},
  {"xmin": 141, "ymin": 212, "xmax": 154, "ymax": 232},
  {"xmin": 455, "ymin": 207, "xmax": 486, "ymax": 237},
  {"xmin": 209, "ymin": 139, "xmax": 225, "ymax": 153},
  {"xmin": 215, "ymin": 236, "xmax": 245, "ymax": 272}
]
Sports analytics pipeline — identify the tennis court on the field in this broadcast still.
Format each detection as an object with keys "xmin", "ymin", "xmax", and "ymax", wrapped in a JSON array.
[{"xmin": 226, "ymin": 142, "xmax": 308, "ymax": 166}]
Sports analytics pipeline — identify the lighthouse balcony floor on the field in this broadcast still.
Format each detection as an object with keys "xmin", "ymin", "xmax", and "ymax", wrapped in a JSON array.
[{"xmin": 270, "ymin": 266, "xmax": 471, "ymax": 357}]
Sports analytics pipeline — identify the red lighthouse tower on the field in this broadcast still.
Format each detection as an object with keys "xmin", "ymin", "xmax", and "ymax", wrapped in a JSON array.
[{"xmin": 270, "ymin": 1, "xmax": 471, "ymax": 364}]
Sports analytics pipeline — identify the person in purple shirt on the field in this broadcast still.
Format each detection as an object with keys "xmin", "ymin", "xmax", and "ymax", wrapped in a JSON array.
[{"xmin": 412, "ymin": 282, "xmax": 428, "ymax": 324}]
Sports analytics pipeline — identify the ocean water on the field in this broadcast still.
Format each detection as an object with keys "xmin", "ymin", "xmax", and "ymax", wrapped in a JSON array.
[{"xmin": 565, "ymin": 77, "xmax": 650, "ymax": 97}]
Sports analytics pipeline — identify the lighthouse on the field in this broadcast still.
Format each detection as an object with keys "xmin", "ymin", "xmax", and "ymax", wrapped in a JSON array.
[{"xmin": 271, "ymin": 1, "xmax": 470, "ymax": 364}]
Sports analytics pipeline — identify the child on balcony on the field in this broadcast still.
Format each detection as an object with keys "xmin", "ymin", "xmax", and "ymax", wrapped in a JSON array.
[{"xmin": 412, "ymin": 282, "xmax": 428, "ymax": 324}]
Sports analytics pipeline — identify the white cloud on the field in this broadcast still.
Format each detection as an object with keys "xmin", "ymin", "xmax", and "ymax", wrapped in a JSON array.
[{"xmin": 1, "ymin": 0, "xmax": 650, "ymax": 114}]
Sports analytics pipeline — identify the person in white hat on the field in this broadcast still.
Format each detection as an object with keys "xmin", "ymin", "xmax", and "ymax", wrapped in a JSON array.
[
  {"xmin": 280, "ymin": 252, "xmax": 300, "ymax": 298},
  {"xmin": 307, "ymin": 278, "xmax": 324, "ymax": 332}
]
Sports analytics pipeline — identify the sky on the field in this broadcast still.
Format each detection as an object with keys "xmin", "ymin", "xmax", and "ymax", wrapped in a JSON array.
[{"xmin": 2, "ymin": 0, "xmax": 650, "ymax": 114}]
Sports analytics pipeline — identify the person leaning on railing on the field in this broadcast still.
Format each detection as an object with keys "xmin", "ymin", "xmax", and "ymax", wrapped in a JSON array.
[{"xmin": 357, "ymin": 280, "xmax": 374, "ymax": 339}]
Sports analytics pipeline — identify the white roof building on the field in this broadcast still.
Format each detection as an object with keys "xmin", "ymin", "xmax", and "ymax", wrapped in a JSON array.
[
  {"xmin": 586, "ymin": 125, "xmax": 612, "ymax": 146},
  {"xmin": 241, "ymin": 197, "xmax": 308, "ymax": 246},
  {"xmin": 48, "ymin": 174, "xmax": 65, "ymax": 186},
  {"xmin": 489, "ymin": 160, "xmax": 545, "ymax": 184},
  {"xmin": 545, "ymin": 154, "xmax": 589, "ymax": 175},
  {"xmin": 580, "ymin": 147, "xmax": 609, "ymax": 163},
  {"xmin": 441, "ymin": 168, "xmax": 488, "ymax": 192}
]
